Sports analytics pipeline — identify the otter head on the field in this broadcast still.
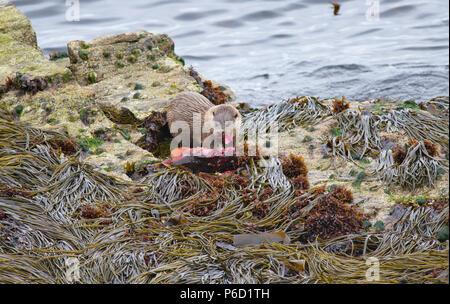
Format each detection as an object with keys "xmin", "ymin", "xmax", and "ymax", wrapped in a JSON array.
[{"xmin": 204, "ymin": 104, "xmax": 241, "ymax": 146}]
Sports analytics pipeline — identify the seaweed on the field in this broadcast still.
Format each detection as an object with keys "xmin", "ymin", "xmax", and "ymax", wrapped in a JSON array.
[
  {"xmin": 183, "ymin": 192, "xmax": 221, "ymax": 217},
  {"xmin": 200, "ymin": 80, "xmax": 228, "ymax": 105},
  {"xmin": 13, "ymin": 105, "xmax": 24, "ymax": 117},
  {"xmin": 352, "ymin": 171, "xmax": 366, "ymax": 189},
  {"xmin": 47, "ymin": 137, "xmax": 79, "ymax": 155},
  {"xmin": 437, "ymin": 226, "xmax": 449, "ymax": 242},
  {"xmin": 134, "ymin": 112, "xmax": 169, "ymax": 158},
  {"xmin": 167, "ymin": 153, "xmax": 242, "ymax": 173},
  {"xmin": 0, "ymin": 98, "xmax": 448, "ymax": 284},
  {"xmin": 78, "ymin": 49, "xmax": 89, "ymax": 61},
  {"xmin": 241, "ymin": 96, "xmax": 330, "ymax": 136},
  {"xmin": 374, "ymin": 140, "xmax": 447, "ymax": 190},
  {"xmin": 331, "ymin": 96, "xmax": 350, "ymax": 114},
  {"xmin": 281, "ymin": 153, "xmax": 308, "ymax": 178},
  {"xmin": 281, "ymin": 153, "xmax": 309, "ymax": 190},
  {"xmin": 379, "ymin": 109, "xmax": 448, "ymax": 149},
  {"xmin": 86, "ymin": 71, "xmax": 97, "ymax": 84},
  {"xmin": 3, "ymin": 73, "xmax": 48, "ymax": 96},
  {"xmin": 49, "ymin": 51, "xmax": 69, "ymax": 61},
  {"xmin": 80, "ymin": 203, "xmax": 114, "ymax": 224},
  {"xmin": 332, "ymin": 109, "xmax": 382, "ymax": 159},
  {"xmin": 423, "ymin": 139, "xmax": 439, "ymax": 157},
  {"xmin": 301, "ymin": 194, "xmax": 363, "ymax": 242},
  {"xmin": 328, "ymin": 185, "xmax": 353, "ymax": 205},
  {"xmin": 0, "ymin": 185, "xmax": 33, "ymax": 199},
  {"xmin": 100, "ymin": 105, "xmax": 141, "ymax": 126}
]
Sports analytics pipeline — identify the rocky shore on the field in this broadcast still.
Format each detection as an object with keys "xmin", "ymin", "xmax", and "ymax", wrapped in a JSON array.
[{"xmin": 0, "ymin": 2, "xmax": 448, "ymax": 283}]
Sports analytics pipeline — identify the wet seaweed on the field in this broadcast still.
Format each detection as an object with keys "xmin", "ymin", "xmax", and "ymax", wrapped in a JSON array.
[
  {"xmin": 379, "ymin": 109, "xmax": 449, "ymax": 149},
  {"xmin": 135, "ymin": 111, "xmax": 170, "ymax": 157},
  {"xmin": 331, "ymin": 96, "xmax": 350, "ymax": 114},
  {"xmin": 3, "ymin": 73, "xmax": 49, "ymax": 96},
  {"xmin": 188, "ymin": 66, "xmax": 228, "ymax": 105},
  {"xmin": 0, "ymin": 101, "xmax": 448, "ymax": 284}
]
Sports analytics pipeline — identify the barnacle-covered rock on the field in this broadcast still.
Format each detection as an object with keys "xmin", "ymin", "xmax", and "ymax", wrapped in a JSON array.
[{"xmin": 0, "ymin": 1, "xmax": 39, "ymax": 49}]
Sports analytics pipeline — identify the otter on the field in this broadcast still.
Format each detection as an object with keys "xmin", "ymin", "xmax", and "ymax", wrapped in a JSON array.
[{"xmin": 166, "ymin": 91, "xmax": 241, "ymax": 148}]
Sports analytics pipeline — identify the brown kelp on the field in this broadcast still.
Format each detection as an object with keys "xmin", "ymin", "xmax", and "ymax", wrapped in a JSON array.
[
  {"xmin": 379, "ymin": 109, "xmax": 449, "ymax": 149},
  {"xmin": 0, "ymin": 102, "xmax": 448, "ymax": 284},
  {"xmin": 325, "ymin": 105, "xmax": 448, "ymax": 190},
  {"xmin": 373, "ymin": 140, "xmax": 447, "ymax": 190},
  {"xmin": 241, "ymin": 96, "xmax": 330, "ymax": 135}
]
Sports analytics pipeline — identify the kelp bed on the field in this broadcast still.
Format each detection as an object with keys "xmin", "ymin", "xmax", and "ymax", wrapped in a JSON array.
[{"xmin": 0, "ymin": 96, "xmax": 449, "ymax": 284}]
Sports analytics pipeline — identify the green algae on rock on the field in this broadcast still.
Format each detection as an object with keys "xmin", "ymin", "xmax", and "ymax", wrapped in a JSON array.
[
  {"xmin": 0, "ymin": 1, "xmax": 39, "ymax": 49},
  {"xmin": 0, "ymin": 112, "xmax": 448, "ymax": 283}
]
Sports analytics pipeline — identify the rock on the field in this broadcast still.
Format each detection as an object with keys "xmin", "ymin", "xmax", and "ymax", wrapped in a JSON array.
[
  {"xmin": 0, "ymin": 2, "xmax": 69, "ymax": 83},
  {"xmin": 437, "ymin": 226, "xmax": 449, "ymax": 242},
  {"xmin": 0, "ymin": 33, "xmax": 69, "ymax": 83},
  {"xmin": 67, "ymin": 32, "xmax": 175, "ymax": 85},
  {"xmin": 0, "ymin": 1, "xmax": 39, "ymax": 49},
  {"xmin": 66, "ymin": 31, "xmax": 210, "ymax": 119}
]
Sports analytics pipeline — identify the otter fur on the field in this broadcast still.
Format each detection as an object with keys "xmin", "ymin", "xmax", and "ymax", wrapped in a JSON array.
[{"xmin": 166, "ymin": 92, "xmax": 241, "ymax": 148}]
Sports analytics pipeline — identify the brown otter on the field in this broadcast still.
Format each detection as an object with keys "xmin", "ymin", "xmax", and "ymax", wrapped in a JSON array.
[{"xmin": 166, "ymin": 91, "xmax": 241, "ymax": 148}]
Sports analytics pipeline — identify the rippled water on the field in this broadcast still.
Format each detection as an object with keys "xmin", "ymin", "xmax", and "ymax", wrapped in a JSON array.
[{"xmin": 9, "ymin": 0, "xmax": 450, "ymax": 106}]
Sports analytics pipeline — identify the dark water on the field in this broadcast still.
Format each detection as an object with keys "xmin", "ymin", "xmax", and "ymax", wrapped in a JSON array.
[{"xmin": 9, "ymin": 0, "xmax": 449, "ymax": 106}]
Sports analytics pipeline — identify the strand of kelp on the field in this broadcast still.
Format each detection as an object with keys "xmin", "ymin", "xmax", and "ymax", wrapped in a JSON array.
[
  {"xmin": 0, "ymin": 197, "xmax": 86, "ymax": 283},
  {"xmin": 379, "ymin": 109, "xmax": 449, "ymax": 149},
  {"xmin": 241, "ymin": 99, "xmax": 448, "ymax": 191},
  {"xmin": 2, "ymin": 202, "xmax": 447, "ymax": 284},
  {"xmin": 426, "ymin": 96, "xmax": 449, "ymax": 114},
  {"xmin": 0, "ymin": 117, "xmax": 68, "ymax": 188},
  {"xmin": 304, "ymin": 205, "xmax": 448, "ymax": 283}
]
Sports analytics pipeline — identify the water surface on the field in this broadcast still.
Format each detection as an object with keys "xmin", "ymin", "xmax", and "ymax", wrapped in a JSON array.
[{"xmin": 9, "ymin": 0, "xmax": 449, "ymax": 106}]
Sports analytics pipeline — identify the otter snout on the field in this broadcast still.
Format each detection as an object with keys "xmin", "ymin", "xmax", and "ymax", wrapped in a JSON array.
[{"xmin": 207, "ymin": 104, "xmax": 241, "ymax": 146}]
